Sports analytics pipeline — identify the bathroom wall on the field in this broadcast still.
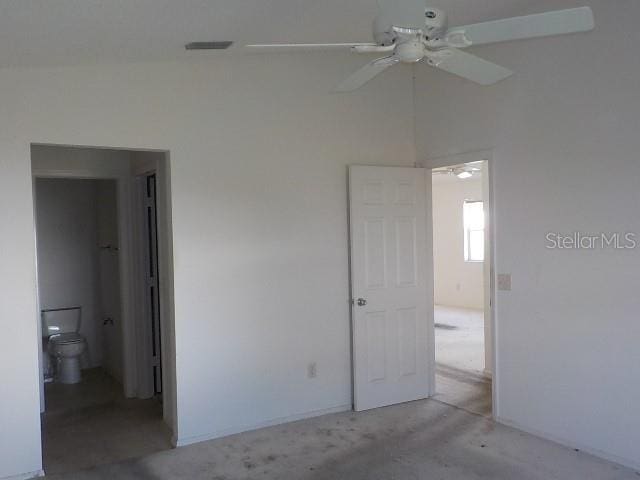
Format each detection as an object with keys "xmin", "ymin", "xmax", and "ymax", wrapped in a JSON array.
[
  {"xmin": 96, "ymin": 180, "xmax": 123, "ymax": 383},
  {"xmin": 35, "ymin": 178, "xmax": 120, "ymax": 372},
  {"xmin": 36, "ymin": 178, "xmax": 102, "ymax": 367}
]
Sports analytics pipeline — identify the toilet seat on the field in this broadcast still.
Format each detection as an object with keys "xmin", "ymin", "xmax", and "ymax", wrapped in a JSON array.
[{"xmin": 49, "ymin": 332, "xmax": 85, "ymax": 345}]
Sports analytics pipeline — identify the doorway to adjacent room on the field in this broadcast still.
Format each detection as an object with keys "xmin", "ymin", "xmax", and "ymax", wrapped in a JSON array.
[{"xmin": 431, "ymin": 158, "xmax": 492, "ymax": 417}]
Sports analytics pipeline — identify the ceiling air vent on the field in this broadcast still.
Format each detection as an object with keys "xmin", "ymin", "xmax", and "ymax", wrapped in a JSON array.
[{"xmin": 185, "ymin": 41, "xmax": 233, "ymax": 50}]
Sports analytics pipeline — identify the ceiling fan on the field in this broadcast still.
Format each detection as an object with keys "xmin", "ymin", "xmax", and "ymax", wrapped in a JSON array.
[
  {"xmin": 433, "ymin": 162, "xmax": 482, "ymax": 179},
  {"xmin": 246, "ymin": 1, "xmax": 594, "ymax": 92}
]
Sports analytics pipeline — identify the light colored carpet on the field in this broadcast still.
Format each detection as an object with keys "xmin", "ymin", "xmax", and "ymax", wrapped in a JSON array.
[
  {"xmin": 46, "ymin": 396, "xmax": 638, "ymax": 480},
  {"xmin": 435, "ymin": 305, "xmax": 485, "ymax": 373}
]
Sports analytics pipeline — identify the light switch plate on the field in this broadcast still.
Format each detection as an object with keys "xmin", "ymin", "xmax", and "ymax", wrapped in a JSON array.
[{"xmin": 497, "ymin": 273, "xmax": 512, "ymax": 291}]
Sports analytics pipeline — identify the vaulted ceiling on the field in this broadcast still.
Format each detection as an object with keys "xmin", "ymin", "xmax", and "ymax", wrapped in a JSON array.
[{"xmin": 0, "ymin": 0, "xmax": 583, "ymax": 68}]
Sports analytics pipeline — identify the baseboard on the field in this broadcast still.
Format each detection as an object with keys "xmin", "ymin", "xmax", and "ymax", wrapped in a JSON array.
[
  {"xmin": 0, "ymin": 469, "xmax": 44, "ymax": 480},
  {"xmin": 172, "ymin": 404, "xmax": 351, "ymax": 448},
  {"xmin": 495, "ymin": 416, "xmax": 640, "ymax": 472}
]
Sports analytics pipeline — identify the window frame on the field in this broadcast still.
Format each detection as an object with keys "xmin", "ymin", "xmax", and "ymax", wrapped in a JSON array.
[{"xmin": 463, "ymin": 200, "xmax": 485, "ymax": 263}]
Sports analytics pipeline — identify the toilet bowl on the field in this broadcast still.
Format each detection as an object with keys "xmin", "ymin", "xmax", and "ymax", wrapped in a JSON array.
[
  {"xmin": 48, "ymin": 333, "xmax": 87, "ymax": 384},
  {"xmin": 42, "ymin": 307, "xmax": 87, "ymax": 385}
]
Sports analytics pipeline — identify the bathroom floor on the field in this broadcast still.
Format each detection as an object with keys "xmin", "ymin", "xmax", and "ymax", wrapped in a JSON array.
[{"xmin": 42, "ymin": 368, "xmax": 172, "ymax": 475}]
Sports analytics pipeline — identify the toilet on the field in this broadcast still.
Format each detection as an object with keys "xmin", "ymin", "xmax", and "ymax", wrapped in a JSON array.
[{"xmin": 42, "ymin": 307, "xmax": 87, "ymax": 384}]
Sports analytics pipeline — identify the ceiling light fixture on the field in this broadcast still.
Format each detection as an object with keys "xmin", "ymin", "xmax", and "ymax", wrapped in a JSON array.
[{"xmin": 456, "ymin": 171, "xmax": 473, "ymax": 179}]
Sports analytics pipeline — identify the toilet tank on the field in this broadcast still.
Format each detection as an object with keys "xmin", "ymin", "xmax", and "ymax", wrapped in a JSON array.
[{"xmin": 42, "ymin": 307, "xmax": 82, "ymax": 337}]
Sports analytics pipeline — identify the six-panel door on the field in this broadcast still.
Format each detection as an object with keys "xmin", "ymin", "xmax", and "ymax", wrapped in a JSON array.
[{"xmin": 349, "ymin": 166, "xmax": 433, "ymax": 411}]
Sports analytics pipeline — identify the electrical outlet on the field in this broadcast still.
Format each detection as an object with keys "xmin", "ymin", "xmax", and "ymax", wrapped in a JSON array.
[{"xmin": 307, "ymin": 362, "xmax": 317, "ymax": 379}]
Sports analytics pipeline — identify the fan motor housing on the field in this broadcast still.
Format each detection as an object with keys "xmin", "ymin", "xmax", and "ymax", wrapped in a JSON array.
[
  {"xmin": 424, "ymin": 8, "xmax": 448, "ymax": 39},
  {"xmin": 396, "ymin": 41, "xmax": 426, "ymax": 63},
  {"xmin": 372, "ymin": 15, "xmax": 396, "ymax": 46},
  {"xmin": 373, "ymin": 6, "xmax": 448, "ymax": 45}
]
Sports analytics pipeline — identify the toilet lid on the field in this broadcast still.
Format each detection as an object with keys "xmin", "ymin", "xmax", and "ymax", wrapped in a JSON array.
[{"xmin": 49, "ymin": 333, "xmax": 85, "ymax": 345}]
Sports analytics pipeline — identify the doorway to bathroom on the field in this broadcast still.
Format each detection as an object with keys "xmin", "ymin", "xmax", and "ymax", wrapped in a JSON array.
[{"xmin": 31, "ymin": 145, "xmax": 176, "ymax": 475}]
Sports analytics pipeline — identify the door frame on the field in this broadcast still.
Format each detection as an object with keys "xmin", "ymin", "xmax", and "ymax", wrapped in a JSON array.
[
  {"xmin": 30, "ymin": 144, "xmax": 177, "ymax": 434},
  {"xmin": 423, "ymin": 149, "xmax": 498, "ymax": 417},
  {"xmin": 348, "ymin": 154, "xmax": 498, "ymax": 416},
  {"xmin": 127, "ymin": 152, "xmax": 178, "ymax": 433},
  {"xmin": 131, "ymin": 169, "xmax": 169, "ymax": 402}
]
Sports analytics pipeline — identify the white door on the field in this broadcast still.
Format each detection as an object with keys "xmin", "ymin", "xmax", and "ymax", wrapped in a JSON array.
[{"xmin": 349, "ymin": 166, "xmax": 433, "ymax": 411}]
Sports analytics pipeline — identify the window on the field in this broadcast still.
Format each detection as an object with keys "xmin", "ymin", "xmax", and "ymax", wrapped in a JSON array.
[{"xmin": 464, "ymin": 200, "xmax": 484, "ymax": 262}]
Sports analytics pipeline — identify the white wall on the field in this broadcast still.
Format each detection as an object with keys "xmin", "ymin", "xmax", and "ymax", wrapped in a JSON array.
[
  {"xmin": 415, "ymin": 0, "xmax": 640, "ymax": 468},
  {"xmin": 432, "ymin": 176, "xmax": 484, "ymax": 309},
  {"xmin": 0, "ymin": 54, "xmax": 415, "ymax": 478},
  {"xmin": 32, "ymin": 145, "xmax": 131, "ymax": 177},
  {"xmin": 96, "ymin": 180, "xmax": 123, "ymax": 383},
  {"xmin": 2, "ymin": 2, "xmax": 639, "ymax": 477},
  {"xmin": 35, "ymin": 178, "xmax": 103, "ymax": 368}
]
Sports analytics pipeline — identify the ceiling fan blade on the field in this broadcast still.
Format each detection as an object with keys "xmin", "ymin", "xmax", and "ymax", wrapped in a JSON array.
[
  {"xmin": 334, "ymin": 56, "xmax": 399, "ymax": 92},
  {"xmin": 446, "ymin": 7, "xmax": 594, "ymax": 47},
  {"xmin": 432, "ymin": 49, "xmax": 513, "ymax": 85},
  {"xmin": 352, "ymin": 44, "xmax": 396, "ymax": 54},
  {"xmin": 377, "ymin": 0, "xmax": 426, "ymax": 31},
  {"xmin": 245, "ymin": 43, "xmax": 377, "ymax": 53}
]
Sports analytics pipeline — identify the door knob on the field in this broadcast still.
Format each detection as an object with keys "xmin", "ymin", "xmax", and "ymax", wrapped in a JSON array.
[{"xmin": 357, "ymin": 298, "xmax": 367, "ymax": 307}]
